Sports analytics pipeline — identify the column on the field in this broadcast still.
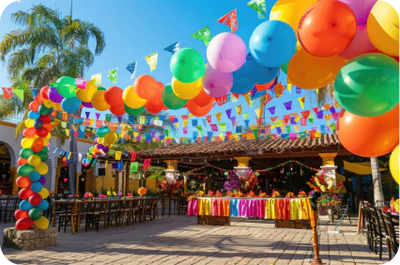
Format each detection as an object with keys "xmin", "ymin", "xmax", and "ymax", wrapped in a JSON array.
[
  {"xmin": 319, "ymin": 153, "xmax": 338, "ymax": 185},
  {"xmin": 164, "ymin": 160, "xmax": 179, "ymax": 183},
  {"xmin": 234, "ymin": 157, "xmax": 252, "ymax": 177}
]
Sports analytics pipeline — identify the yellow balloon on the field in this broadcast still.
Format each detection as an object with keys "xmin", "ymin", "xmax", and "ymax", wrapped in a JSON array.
[
  {"xmin": 270, "ymin": 0, "xmax": 317, "ymax": 33},
  {"xmin": 49, "ymin": 101, "xmax": 57, "ymax": 109},
  {"xmin": 38, "ymin": 187, "xmax": 50, "ymax": 199},
  {"xmin": 287, "ymin": 49, "xmax": 347, "ymax": 89},
  {"xmin": 122, "ymin": 85, "xmax": 147, "ymax": 109},
  {"xmin": 34, "ymin": 216, "xmax": 49, "ymax": 230},
  {"xmin": 104, "ymin": 131, "xmax": 118, "ymax": 146},
  {"xmin": 91, "ymin": 90, "xmax": 111, "ymax": 111},
  {"xmin": 76, "ymin": 81, "xmax": 97, "ymax": 102},
  {"xmin": 21, "ymin": 137, "xmax": 34, "ymax": 148},
  {"xmin": 46, "ymin": 133, "xmax": 51, "ymax": 139},
  {"xmin": 42, "ymin": 99, "xmax": 52, "ymax": 108},
  {"xmin": 35, "ymin": 162, "xmax": 48, "ymax": 175},
  {"xmin": 367, "ymin": 1, "xmax": 399, "ymax": 56},
  {"xmin": 55, "ymin": 102, "xmax": 63, "ymax": 111},
  {"xmin": 24, "ymin": 119, "xmax": 35, "ymax": 128},
  {"xmin": 42, "ymin": 137, "xmax": 49, "ymax": 147},
  {"xmin": 28, "ymin": 154, "xmax": 41, "ymax": 166},
  {"xmin": 97, "ymin": 137, "xmax": 105, "ymax": 145},
  {"xmin": 172, "ymin": 77, "xmax": 203, "ymax": 100},
  {"xmin": 389, "ymin": 145, "xmax": 399, "ymax": 184}
]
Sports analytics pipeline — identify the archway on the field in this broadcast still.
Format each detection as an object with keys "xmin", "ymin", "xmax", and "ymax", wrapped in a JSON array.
[{"xmin": 0, "ymin": 142, "xmax": 16, "ymax": 195}]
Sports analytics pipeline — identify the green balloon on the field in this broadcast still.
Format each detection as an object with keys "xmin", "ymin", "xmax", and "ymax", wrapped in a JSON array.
[
  {"xmin": 124, "ymin": 105, "xmax": 145, "ymax": 116},
  {"xmin": 53, "ymin": 76, "xmax": 77, "ymax": 98},
  {"xmin": 41, "ymin": 146, "xmax": 49, "ymax": 153},
  {"xmin": 36, "ymin": 150, "xmax": 49, "ymax": 162},
  {"xmin": 20, "ymin": 148, "xmax": 34, "ymax": 159},
  {"xmin": 161, "ymin": 84, "xmax": 188, "ymax": 110},
  {"xmin": 38, "ymin": 105, "xmax": 53, "ymax": 115},
  {"xmin": 97, "ymin": 86, "xmax": 106, "ymax": 91},
  {"xmin": 170, "ymin": 48, "xmax": 205, "ymax": 83},
  {"xmin": 334, "ymin": 54, "xmax": 399, "ymax": 117},
  {"xmin": 17, "ymin": 164, "xmax": 34, "ymax": 176},
  {"xmin": 29, "ymin": 208, "xmax": 43, "ymax": 220},
  {"xmin": 97, "ymin": 126, "xmax": 111, "ymax": 138},
  {"xmin": 281, "ymin": 61, "xmax": 288, "ymax": 74}
]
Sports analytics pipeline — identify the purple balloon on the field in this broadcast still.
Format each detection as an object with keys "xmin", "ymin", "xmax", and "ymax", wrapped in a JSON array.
[
  {"xmin": 339, "ymin": 24, "xmax": 375, "ymax": 59},
  {"xmin": 202, "ymin": 66, "xmax": 233, "ymax": 98},
  {"xmin": 82, "ymin": 101, "xmax": 93, "ymax": 108},
  {"xmin": 39, "ymin": 176, "xmax": 46, "ymax": 185},
  {"xmin": 48, "ymin": 87, "xmax": 63, "ymax": 103},
  {"xmin": 340, "ymin": 0, "xmax": 377, "ymax": 25},
  {"xmin": 206, "ymin": 33, "xmax": 247, "ymax": 73}
]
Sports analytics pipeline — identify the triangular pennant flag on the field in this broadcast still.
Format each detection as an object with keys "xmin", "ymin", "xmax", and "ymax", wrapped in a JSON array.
[
  {"xmin": 230, "ymin": 116, "xmax": 236, "ymax": 127},
  {"xmin": 206, "ymin": 115, "xmax": 212, "ymax": 123},
  {"xmin": 236, "ymin": 105, "xmax": 242, "ymax": 115},
  {"xmin": 217, "ymin": 9, "xmax": 238, "ymax": 33},
  {"xmin": 126, "ymin": 61, "xmax": 138, "ymax": 80},
  {"xmin": 324, "ymin": 114, "xmax": 332, "ymax": 121},
  {"xmin": 296, "ymin": 87, "xmax": 301, "ymax": 94},
  {"xmin": 30, "ymin": 88, "xmax": 39, "ymax": 98},
  {"xmin": 95, "ymin": 113, "xmax": 100, "ymax": 120},
  {"xmin": 270, "ymin": 116, "xmax": 278, "ymax": 122},
  {"xmin": 130, "ymin": 162, "xmax": 138, "ymax": 173},
  {"xmin": 215, "ymin": 95, "xmax": 228, "ymax": 106},
  {"xmin": 13, "ymin": 87, "xmax": 24, "ymax": 101},
  {"xmin": 75, "ymin": 78, "xmax": 86, "ymax": 89},
  {"xmin": 230, "ymin": 93, "xmax": 239, "ymax": 103},
  {"xmin": 274, "ymin": 82, "xmax": 285, "ymax": 98},
  {"xmin": 263, "ymin": 92, "xmax": 273, "ymax": 105},
  {"xmin": 313, "ymin": 107, "xmax": 319, "ymax": 115},
  {"xmin": 329, "ymin": 106, "xmax": 336, "ymax": 114},
  {"xmin": 267, "ymin": 106, "xmax": 276, "ymax": 115},
  {"xmin": 255, "ymin": 108, "xmax": 261, "ymax": 118},
  {"xmin": 216, "ymin": 112, "xmax": 222, "ymax": 123},
  {"xmin": 1, "ymin": 87, "xmax": 13, "ymax": 99},
  {"xmin": 210, "ymin": 124, "xmax": 218, "ymax": 132},
  {"xmin": 283, "ymin": 101, "xmax": 292, "ymax": 110},
  {"xmin": 243, "ymin": 112, "xmax": 249, "ymax": 120},
  {"xmin": 301, "ymin": 110, "xmax": 310, "ymax": 119},
  {"xmin": 317, "ymin": 110, "xmax": 324, "ymax": 119},
  {"xmin": 143, "ymin": 158, "xmax": 152, "ymax": 171},
  {"xmin": 191, "ymin": 26, "xmax": 212, "ymax": 46},
  {"xmin": 322, "ymin": 104, "xmax": 330, "ymax": 111},
  {"xmin": 107, "ymin": 68, "xmax": 118, "ymax": 84},
  {"xmin": 332, "ymin": 112, "xmax": 340, "ymax": 121},
  {"xmin": 91, "ymin": 74, "xmax": 102, "ymax": 87},
  {"xmin": 283, "ymin": 115, "xmax": 291, "ymax": 125},
  {"xmin": 244, "ymin": 93, "xmax": 251, "ymax": 106},
  {"xmin": 225, "ymin": 108, "xmax": 232, "ymax": 119},
  {"xmin": 249, "ymin": 99, "xmax": 255, "ymax": 108},
  {"xmin": 247, "ymin": 0, "xmax": 267, "ymax": 19},
  {"xmin": 244, "ymin": 119, "xmax": 250, "ymax": 128},
  {"xmin": 144, "ymin": 52, "xmax": 158, "ymax": 72},
  {"xmin": 218, "ymin": 123, "xmax": 226, "ymax": 131},
  {"xmin": 287, "ymin": 83, "xmax": 292, "ymax": 94},
  {"xmin": 85, "ymin": 111, "xmax": 90, "ymax": 119},
  {"xmin": 293, "ymin": 125, "xmax": 299, "ymax": 132},
  {"xmin": 164, "ymin": 42, "xmax": 180, "ymax": 54},
  {"xmin": 308, "ymin": 112, "xmax": 315, "ymax": 124},
  {"xmin": 297, "ymin": 96, "xmax": 305, "ymax": 110}
]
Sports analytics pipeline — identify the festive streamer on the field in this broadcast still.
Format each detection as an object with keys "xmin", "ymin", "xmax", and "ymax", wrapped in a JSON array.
[
  {"xmin": 125, "ymin": 61, "xmax": 138, "ymax": 80},
  {"xmin": 91, "ymin": 73, "xmax": 102, "ymax": 87},
  {"xmin": 164, "ymin": 42, "xmax": 180, "ymax": 54},
  {"xmin": 107, "ymin": 68, "xmax": 118, "ymax": 84},
  {"xmin": 298, "ymin": 97, "xmax": 305, "ymax": 110},
  {"xmin": 144, "ymin": 52, "xmax": 158, "ymax": 72},
  {"xmin": 1, "ymin": 87, "xmax": 13, "ymax": 98},
  {"xmin": 191, "ymin": 26, "xmax": 212, "ymax": 45},
  {"xmin": 247, "ymin": 0, "xmax": 267, "ymax": 19},
  {"xmin": 218, "ymin": 9, "xmax": 238, "ymax": 33}
]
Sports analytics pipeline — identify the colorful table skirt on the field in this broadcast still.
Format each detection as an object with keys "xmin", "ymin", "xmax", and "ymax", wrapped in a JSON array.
[{"xmin": 188, "ymin": 197, "xmax": 313, "ymax": 220}]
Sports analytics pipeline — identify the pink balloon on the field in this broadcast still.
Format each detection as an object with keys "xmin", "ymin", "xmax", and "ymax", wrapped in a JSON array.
[
  {"xmin": 339, "ymin": 24, "xmax": 375, "ymax": 59},
  {"xmin": 202, "ymin": 66, "xmax": 233, "ymax": 98},
  {"xmin": 206, "ymin": 33, "xmax": 247, "ymax": 73},
  {"xmin": 340, "ymin": 0, "xmax": 377, "ymax": 25}
]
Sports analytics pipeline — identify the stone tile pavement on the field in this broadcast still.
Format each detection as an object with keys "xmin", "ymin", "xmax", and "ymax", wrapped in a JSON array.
[{"xmin": 0, "ymin": 216, "xmax": 389, "ymax": 265}]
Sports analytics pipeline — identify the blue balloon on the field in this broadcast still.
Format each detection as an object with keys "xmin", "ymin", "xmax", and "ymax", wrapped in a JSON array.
[
  {"xmin": 31, "ymin": 182, "xmax": 43, "ymax": 193},
  {"xmin": 19, "ymin": 200, "xmax": 33, "ymax": 211},
  {"xmin": 61, "ymin": 97, "xmax": 82, "ymax": 114},
  {"xmin": 230, "ymin": 65, "xmax": 255, "ymax": 94},
  {"xmin": 29, "ymin": 171, "xmax": 41, "ymax": 182},
  {"xmin": 244, "ymin": 54, "xmax": 279, "ymax": 84},
  {"xmin": 38, "ymin": 199, "xmax": 49, "ymax": 211},
  {"xmin": 34, "ymin": 120, "xmax": 43, "ymax": 130},
  {"xmin": 249, "ymin": 21, "xmax": 296, "ymax": 68},
  {"xmin": 28, "ymin": 111, "xmax": 40, "ymax": 119}
]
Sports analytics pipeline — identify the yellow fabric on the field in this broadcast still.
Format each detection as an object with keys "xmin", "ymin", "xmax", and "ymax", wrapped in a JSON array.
[{"xmin": 344, "ymin": 161, "xmax": 386, "ymax": 175}]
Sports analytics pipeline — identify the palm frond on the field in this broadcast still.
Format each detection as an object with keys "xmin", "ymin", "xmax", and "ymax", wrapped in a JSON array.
[{"xmin": 7, "ymin": 48, "xmax": 34, "ymax": 77}]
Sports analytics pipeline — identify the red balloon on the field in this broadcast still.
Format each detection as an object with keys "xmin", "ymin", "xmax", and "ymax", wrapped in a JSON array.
[
  {"xmin": 23, "ymin": 128, "xmax": 37, "ymax": 138},
  {"xmin": 15, "ymin": 209, "xmax": 29, "ymax": 220},
  {"xmin": 337, "ymin": 106, "xmax": 399, "ymax": 157},
  {"xmin": 16, "ymin": 177, "xmax": 32, "ymax": 188},
  {"xmin": 40, "ymin": 86, "xmax": 50, "ymax": 100},
  {"xmin": 29, "ymin": 101, "xmax": 40, "ymax": 112},
  {"xmin": 134, "ymin": 75, "xmax": 158, "ymax": 100},
  {"xmin": 28, "ymin": 193, "xmax": 43, "ymax": 206},
  {"xmin": 298, "ymin": 0, "xmax": 357, "ymax": 57},
  {"xmin": 17, "ymin": 158, "xmax": 29, "ymax": 166},
  {"xmin": 43, "ymin": 123, "xmax": 53, "ymax": 131},
  {"xmin": 36, "ymin": 127, "xmax": 49, "ymax": 138},
  {"xmin": 109, "ymin": 104, "xmax": 126, "ymax": 116},
  {"xmin": 19, "ymin": 188, "xmax": 34, "ymax": 200},
  {"xmin": 38, "ymin": 115, "xmax": 51, "ymax": 124},
  {"xmin": 35, "ymin": 93, "xmax": 44, "ymax": 104},
  {"xmin": 104, "ymin": 86, "xmax": 123, "ymax": 106},
  {"xmin": 145, "ymin": 91, "xmax": 165, "ymax": 114},
  {"xmin": 15, "ymin": 218, "xmax": 34, "ymax": 230},
  {"xmin": 31, "ymin": 138, "xmax": 44, "ymax": 153},
  {"xmin": 192, "ymin": 88, "xmax": 213, "ymax": 107},
  {"xmin": 187, "ymin": 99, "xmax": 214, "ymax": 117}
]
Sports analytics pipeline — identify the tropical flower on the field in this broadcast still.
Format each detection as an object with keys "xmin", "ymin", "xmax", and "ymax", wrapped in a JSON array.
[{"xmin": 138, "ymin": 187, "xmax": 147, "ymax": 197}]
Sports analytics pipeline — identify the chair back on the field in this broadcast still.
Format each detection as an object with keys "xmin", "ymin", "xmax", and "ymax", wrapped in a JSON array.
[
  {"xmin": 368, "ymin": 206, "xmax": 383, "ymax": 237},
  {"xmin": 381, "ymin": 211, "xmax": 399, "ymax": 254}
]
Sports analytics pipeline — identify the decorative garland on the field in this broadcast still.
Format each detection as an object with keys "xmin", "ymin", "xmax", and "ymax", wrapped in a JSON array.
[
  {"xmin": 255, "ymin": 160, "xmax": 319, "ymax": 173},
  {"xmin": 184, "ymin": 164, "xmax": 228, "ymax": 174}
]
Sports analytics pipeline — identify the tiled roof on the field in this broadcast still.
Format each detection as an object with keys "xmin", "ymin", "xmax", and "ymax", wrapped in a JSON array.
[{"xmin": 137, "ymin": 134, "xmax": 341, "ymax": 158}]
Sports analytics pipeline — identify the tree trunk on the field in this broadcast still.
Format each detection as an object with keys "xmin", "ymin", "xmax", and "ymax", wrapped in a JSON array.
[
  {"xmin": 68, "ymin": 131, "xmax": 78, "ymax": 195},
  {"xmin": 370, "ymin": 157, "xmax": 384, "ymax": 206}
]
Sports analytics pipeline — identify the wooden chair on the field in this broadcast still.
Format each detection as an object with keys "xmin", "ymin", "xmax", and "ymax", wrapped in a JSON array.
[
  {"xmin": 85, "ymin": 200, "xmax": 108, "ymax": 232},
  {"xmin": 119, "ymin": 198, "xmax": 131, "ymax": 227},
  {"xmin": 178, "ymin": 195, "xmax": 188, "ymax": 216},
  {"xmin": 107, "ymin": 199, "xmax": 122, "ymax": 227},
  {"xmin": 142, "ymin": 198, "xmax": 154, "ymax": 221},
  {"xmin": 153, "ymin": 197, "xmax": 160, "ymax": 220},
  {"xmin": 367, "ymin": 206, "xmax": 386, "ymax": 260},
  {"xmin": 161, "ymin": 195, "xmax": 171, "ymax": 216},
  {"xmin": 381, "ymin": 211, "xmax": 399, "ymax": 260},
  {"xmin": 132, "ymin": 198, "xmax": 142, "ymax": 224},
  {"xmin": 0, "ymin": 197, "xmax": 19, "ymax": 224},
  {"xmin": 360, "ymin": 201, "xmax": 373, "ymax": 250},
  {"xmin": 56, "ymin": 200, "xmax": 77, "ymax": 233}
]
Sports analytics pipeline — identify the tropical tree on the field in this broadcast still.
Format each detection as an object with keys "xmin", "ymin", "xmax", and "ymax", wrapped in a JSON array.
[
  {"xmin": 371, "ymin": 157, "xmax": 384, "ymax": 206},
  {"xmin": 0, "ymin": 4, "xmax": 105, "ymax": 194}
]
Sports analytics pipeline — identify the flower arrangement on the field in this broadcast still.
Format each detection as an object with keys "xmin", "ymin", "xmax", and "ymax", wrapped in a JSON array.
[
  {"xmin": 298, "ymin": 191, "xmax": 307, "ymax": 197},
  {"xmin": 224, "ymin": 170, "xmax": 260, "ymax": 194},
  {"xmin": 157, "ymin": 177, "xmax": 183, "ymax": 195},
  {"xmin": 215, "ymin": 190, "xmax": 223, "ymax": 197},
  {"xmin": 307, "ymin": 170, "xmax": 344, "ymax": 206},
  {"xmin": 390, "ymin": 197, "xmax": 399, "ymax": 213},
  {"xmin": 138, "ymin": 187, "xmax": 147, "ymax": 197},
  {"xmin": 83, "ymin": 192, "xmax": 94, "ymax": 198},
  {"xmin": 272, "ymin": 190, "xmax": 281, "ymax": 197},
  {"xmin": 319, "ymin": 193, "xmax": 342, "ymax": 206},
  {"xmin": 285, "ymin": 192, "xmax": 296, "ymax": 198}
]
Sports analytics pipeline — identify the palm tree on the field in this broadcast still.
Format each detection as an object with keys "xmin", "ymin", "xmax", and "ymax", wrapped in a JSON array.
[
  {"xmin": 371, "ymin": 157, "xmax": 384, "ymax": 206},
  {"xmin": 0, "ymin": 4, "xmax": 105, "ymax": 194}
]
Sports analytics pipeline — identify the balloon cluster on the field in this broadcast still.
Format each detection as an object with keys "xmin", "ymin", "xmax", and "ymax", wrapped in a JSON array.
[
  {"xmin": 15, "ymin": 86, "xmax": 51, "ymax": 230},
  {"xmin": 89, "ymin": 127, "xmax": 118, "ymax": 158}
]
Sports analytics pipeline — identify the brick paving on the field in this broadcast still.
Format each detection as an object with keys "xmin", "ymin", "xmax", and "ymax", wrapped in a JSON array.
[{"xmin": 0, "ymin": 216, "xmax": 388, "ymax": 265}]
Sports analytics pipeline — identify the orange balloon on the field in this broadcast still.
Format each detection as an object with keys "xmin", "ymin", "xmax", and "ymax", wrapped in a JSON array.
[
  {"xmin": 17, "ymin": 158, "xmax": 29, "ymax": 166},
  {"xmin": 134, "ymin": 75, "xmax": 159, "ymax": 100},
  {"xmin": 31, "ymin": 138, "xmax": 44, "ymax": 152},
  {"xmin": 288, "ymin": 49, "xmax": 347, "ymax": 89},
  {"xmin": 187, "ymin": 99, "xmax": 214, "ymax": 117},
  {"xmin": 192, "ymin": 88, "xmax": 213, "ymax": 107},
  {"xmin": 23, "ymin": 128, "xmax": 37, "ymax": 138},
  {"xmin": 40, "ymin": 86, "xmax": 50, "ymax": 100},
  {"xmin": 16, "ymin": 176, "xmax": 32, "ymax": 188},
  {"xmin": 256, "ymin": 78, "xmax": 276, "ymax": 91},
  {"xmin": 145, "ymin": 91, "xmax": 165, "ymax": 114},
  {"xmin": 104, "ymin": 86, "xmax": 123, "ymax": 106},
  {"xmin": 298, "ymin": 0, "xmax": 357, "ymax": 57},
  {"xmin": 337, "ymin": 105, "xmax": 399, "ymax": 157},
  {"xmin": 29, "ymin": 101, "xmax": 40, "ymax": 112},
  {"xmin": 109, "ymin": 104, "xmax": 126, "ymax": 116},
  {"xmin": 43, "ymin": 123, "xmax": 53, "ymax": 131},
  {"xmin": 91, "ymin": 90, "xmax": 111, "ymax": 111}
]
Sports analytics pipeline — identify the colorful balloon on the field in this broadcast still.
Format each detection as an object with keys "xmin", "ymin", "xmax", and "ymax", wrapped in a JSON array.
[
  {"xmin": 16, "ymin": 177, "xmax": 32, "ymax": 188},
  {"xmin": 109, "ymin": 104, "xmax": 126, "ymax": 116},
  {"xmin": 335, "ymin": 53, "xmax": 399, "ymax": 117},
  {"xmin": 23, "ymin": 128, "xmax": 36, "ymax": 138},
  {"xmin": 34, "ymin": 216, "xmax": 49, "ymax": 230},
  {"xmin": 104, "ymin": 131, "xmax": 118, "ymax": 146},
  {"xmin": 29, "ymin": 194, "xmax": 43, "ymax": 206},
  {"xmin": 61, "ymin": 97, "xmax": 82, "ymax": 113},
  {"xmin": 31, "ymin": 182, "xmax": 43, "ymax": 193},
  {"xmin": 244, "ymin": 53, "xmax": 279, "ymax": 84},
  {"xmin": 29, "ymin": 171, "xmax": 41, "ymax": 182},
  {"xmin": 230, "ymin": 65, "xmax": 255, "ymax": 95},
  {"xmin": 249, "ymin": 20, "xmax": 297, "ymax": 67},
  {"xmin": 48, "ymin": 87, "xmax": 64, "ymax": 103},
  {"xmin": 19, "ymin": 188, "xmax": 34, "ymax": 200},
  {"xmin": 298, "ymin": 0, "xmax": 357, "ymax": 57},
  {"xmin": 122, "ymin": 85, "xmax": 147, "ymax": 109},
  {"xmin": 202, "ymin": 66, "xmax": 233, "ymax": 97},
  {"xmin": 389, "ymin": 145, "xmax": 399, "ymax": 184},
  {"xmin": 171, "ymin": 77, "xmax": 202, "ymax": 100},
  {"xmin": 17, "ymin": 158, "xmax": 28, "ymax": 166},
  {"xmin": 82, "ymin": 101, "xmax": 93, "ymax": 108},
  {"xmin": 31, "ymin": 138, "xmax": 44, "ymax": 153},
  {"xmin": 17, "ymin": 164, "xmax": 34, "ymax": 176},
  {"xmin": 104, "ymin": 86, "xmax": 123, "ymax": 106},
  {"xmin": 16, "ymin": 218, "xmax": 34, "ymax": 230},
  {"xmin": 19, "ymin": 200, "xmax": 33, "ymax": 211},
  {"xmin": 28, "ymin": 154, "xmax": 41, "ymax": 167},
  {"xmin": 76, "ymin": 81, "xmax": 97, "ymax": 102},
  {"xmin": 91, "ymin": 89, "xmax": 111, "ymax": 111},
  {"xmin": 134, "ymin": 75, "xmax": 159, "ymax": 100},
  {"xmin": 20, "ymin": 148, "xmax": 34, "ymax": 159},
  {"xmin": 124, "ymin": 105, "xmax": 145, "ymax": 116},
  {"xmin": 340, "ymin": 0, "xmax": 377, "ymax": 25},
  {"xmin": 35, "ymin": 162, "xmax": 48, "ymax": 175},
  {"xmin": 40, "ymin": 86, "xmax": 50, "ymax": 100},
  {"xmin": 29, "ymin": 207, "xmax": 43, "ymax": 220},
  {"xmin": 161, "ymin": 84, "xmax": 188, "ymax": 110},
  {"xmin": 288, "ymin": 49, "xmax": 347, "ymax": 89},
  {"xmin": 14, "ymin": 209, "xmax": 29, "ymax": 220},
  {"xmin": 192, "ymin": 88, "xmax": 213, "ymax": 107},
  {"xmin": 339, "ymin": 25, "xmax": 375, "ymax": 59},
  {"xmin": 170, "ymin": 48, "xmax": 205, "ymax": 83},
  {"xmin": 144, "ymin": 90, "xmax": 165, "ymax": 114},
  {"xmin": 38, "ymin": 199, "xmax": 49, "ymax": 211},
  {"xmin": 187, "ymin": 99, "xmax": 213, "ymax": 117},
  {"xmin": 53, "ymin": 76, "xmax": 76, "ymax": 98},
  {"xmin": 337, "ymin": 106, "xmax": 399, "ymax": 157}
]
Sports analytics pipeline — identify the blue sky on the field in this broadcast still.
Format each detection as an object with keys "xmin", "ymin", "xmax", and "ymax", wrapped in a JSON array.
[{"xmin": 0, "ymin": 0, "xmax": 332, "ymax": 139}]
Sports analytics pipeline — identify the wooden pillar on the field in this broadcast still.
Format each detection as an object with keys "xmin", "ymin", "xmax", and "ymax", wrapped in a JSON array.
[{"xmin": 310, "ymin": 209, "xmax": 323, "ymax": 265}]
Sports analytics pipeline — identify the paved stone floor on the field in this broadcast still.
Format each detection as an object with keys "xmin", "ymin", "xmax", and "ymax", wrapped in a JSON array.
[{"xmin": 0, "ymin": 216, "xmax": 388, "ymax": 265}]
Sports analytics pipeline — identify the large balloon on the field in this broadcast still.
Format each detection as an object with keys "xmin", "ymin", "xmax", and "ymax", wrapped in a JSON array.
[
  {"xmin": 16, "ymin": 177, "xmax": 31, "ymax": 188},
  {"xmin": 339, "ymin": 25, "xmax": 375, "ymax": 59},
  {"xmin": 334, "ymin": 53, "xmax": 399, "ymax": 117},
  {"xmin": 17, "ymin": 164, "xmax": 34, "ymax": 176},
  {"xmin": 104, "ymin": 131, "xmax": 118, "ymax": 146},
  {"xmin": 29, "ymin": 193, "xmax": 43, "ymax": 206},
  {"xmin": 270, "ymin": 0, "xmax": 317, "ymax": 33},
  {"xmin": 340, "ymin": 0, "xmax": 377, "ymax": 25},
  {"xmin": 122, "ymin": 85, "xmax": 147, "ymax": 109},
  {"xmin": 337, "ymin": 106, "xmax": 399, "ymax": 157},
  {"xmin": 91, "ymin": 89, "xmax": 111, "ymax": 111},
  {"xmin": 206, "ymin": 33, "xmax": 247, "ymax": 73},
  {"xmin": 249, "ymin": 21, "xmax": 296, "ymax": 68},
  {"xmin": 170, "ymin": 48, "xmax": 205, "ymax": 83},
  {"xmin": 288, "ymin": 49, "xmax": 347, "ymax": 89},
  {"xmin": 389, "ymin": 145, "xmax": 399, "ymax": 184},
  {"xmin": 192, "ymin": 88, "xmax": 213, "ymax": 107},
  {"xmin": 19, "ymin": 200, "xmax": 33, "ymax": 211},
  {"xmin": 161, "ymin": 84, "xmax": 187, "ymax": 110},
  {"xmin": 230, "ymin": 65, "xmax": 255, "ymax": 95},
  {"xmin": 76, "ymin": 81, "xmax": 97, "ymax": 102},
  {"xmin": 48, "ymin": 87, "xmax": 64, "ymax": 103},
  {"xmin": 202, "ymin": 66, "xmax": 233, "ymax": 98},
  {"xmin": 367, "ymin": 1, "xmax": 399, "ymax": 56},
  {"xmin": 134, "ymin": 75, "xmax": 158, "ymax": 100},
  {"xmin": 298, "ymin": 0, "xmax": 357, "ymax": 57},
  {"xmin": 15, "ymin": 218, "xmax": 34, "ymax": 230},
  {"xmin": 82, "ymin": 101, "xmax": 93, "ymax": 108},
  {"xmin": 244, "ymin": 54, "xmax": 279, "ymax": 84},
  {"xmin": 145, "ymin": 84, "xmax": 165, "ymax": 114},
  {"xmin": 20, "ymin": 148, "xmax": 34, "ymax": 159},
  {"xmin": 61, "ymin": 97, "xmax": 82, "ymax": 113},
  {"xmin": 187, "ymin": 99, "xmax": 213, "ymax": 117},
  {"xmin": 124, "ymin": 105, "xmax": 145, "ymax": 116},
  {"xmin": 19, "ymin": 188, "xmax": 34, "ymax": 200},
  {"xmin": 14, "ymin": 209, "xmax": 29, "ymax": 220},
  {"xmin": 53, "ymin": 76, "xmax": 76, "ymax": 98},
  {"xmin": 109, "ymin": 104, "xmax": 126, "ymax": 116},
  {"xmin": 104, "ymin": 86, "xmax": 123, "ymax": 106},
  {"xmin": 28, "ymin": 154, "xmax": 41, "ymax": 167},
  {"xmin": 172, "ymin": 77, "xmax": 202, "ymax": 100},
  {"xmin": 35, "ymin": 216, "xmax": 49, "ymax": 230}
]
